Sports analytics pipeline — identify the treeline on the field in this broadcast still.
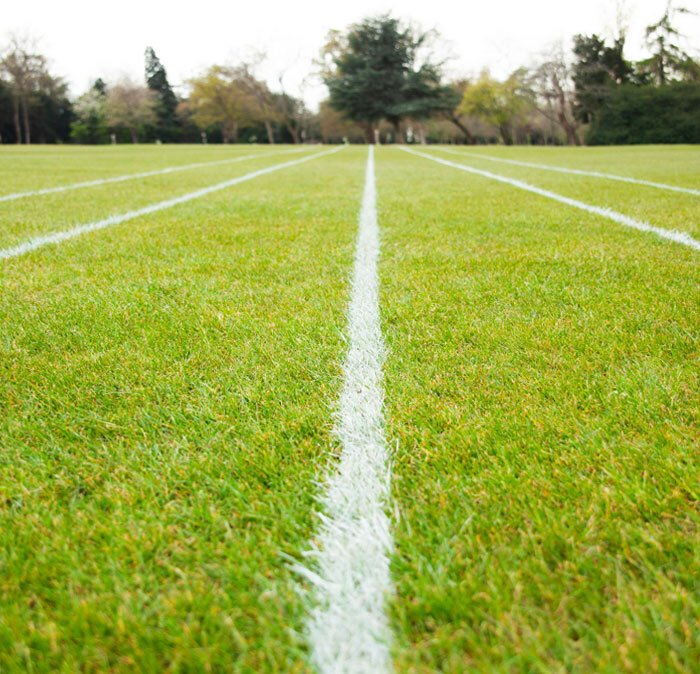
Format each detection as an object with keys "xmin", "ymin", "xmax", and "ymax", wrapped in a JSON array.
[
  {"xmin": 0, "ymin": 42, "xmax": 315, "ymax": 145},
  {"xmin": 1, "ymin": 3, "xmax": 698, "ymax": 145},
  {"xmin": 321, "ymin": 6, "xmax": 700, "ymax": 146}
]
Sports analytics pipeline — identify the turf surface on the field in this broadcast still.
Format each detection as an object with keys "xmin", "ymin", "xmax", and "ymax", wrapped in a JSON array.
[
  {"xmin": 1, "ymin": 143, "xmax": 698, "ymax": 672},
  {"xmin": 379, "ymin": 146, "xmax": 699, "ymax": 673}
]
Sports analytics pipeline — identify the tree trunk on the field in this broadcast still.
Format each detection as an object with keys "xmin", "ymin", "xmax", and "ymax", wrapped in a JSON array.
[
  {"xmin": 499, "ymin": 124, "xmax": 513, "ymax": 145},
  {"xmin": 12, "ymin": 97, "xmax": 21, "ymax": 144},
  {"xmin": 287, "ymin": 125, "xmax": 300, "ymax": 144},
  {"xmin": 364, "ymin": 122, "xmax": 374, "ymax": 144},
  {"xmin": 558, "ymin": 111, "xmax": 580, "ymax": 146},
  {"xmin": 264, "ymin": 120, "xmax": 275, "ymax": 144},
  {"xmin": 129, "ymin": 127, "xmax": 138, "ymax": 143},
  {"xmin": 448, "ymin": 114, "xmax": 475, "ymax": 144},
  {"xmin": 392, "ymin": 119, "xmax": 404, "ymax": 144},
  {"xmin": 21, "ymin": 96, "xmax": 31, "ymax": 145},
  {"xmin": 231, "ymin": 123, "xmax": 239, "ymax": 143}
]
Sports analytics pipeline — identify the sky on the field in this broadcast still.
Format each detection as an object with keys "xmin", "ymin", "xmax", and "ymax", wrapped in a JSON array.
[{"xmin": 3, "ymin": 0, "xmax": 699, "ymax": 109}]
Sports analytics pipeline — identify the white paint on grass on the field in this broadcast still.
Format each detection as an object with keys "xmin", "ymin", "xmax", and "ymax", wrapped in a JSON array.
[
  {"xmin": 0, "ymin": 146, "xmax": 312, "ymax": 203},
  {"xmin": 0, "ymin": 146, "xmax": 344, "ymax": 261},
  {"xmin": 434, "ymin": 146, "xmax": 700, "ymax": 197},
  {"xmin": 401, "ymin": 146, "xmax": 700, "ymax": 252},
  {"xmin": 296, "ymin": 146, "xmax": 394, "ymax": 673}
]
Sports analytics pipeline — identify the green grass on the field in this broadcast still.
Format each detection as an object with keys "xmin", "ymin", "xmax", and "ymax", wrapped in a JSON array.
[
  {"xmin": 0, "ymin": 146, "xmax": 365, "ymax": 672},
  {"xmin": 378, "ymin": 146, "xmax": 699, "ymax": 673},
  {"xmin": 1, "ymin": 143, "xmax": 698, "ymax": 672}
]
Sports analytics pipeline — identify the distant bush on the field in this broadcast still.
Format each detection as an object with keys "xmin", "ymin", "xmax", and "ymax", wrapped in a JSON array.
[{"xmin": 587, "ymin": 83, "xmax": 700, "ymax": 144}]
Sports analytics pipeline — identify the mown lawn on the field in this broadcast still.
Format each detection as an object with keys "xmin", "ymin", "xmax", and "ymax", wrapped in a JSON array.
[
  {"xmin": 1, "ymin": 143, "xmax": 698, "ymax": 672},
  {"xmin": 0, "ymin": 146, "xmax": 365, "ymax": 672},
  {"xmin": 379, "ymin": 146, "xmax": 699, "ymax": 673}
]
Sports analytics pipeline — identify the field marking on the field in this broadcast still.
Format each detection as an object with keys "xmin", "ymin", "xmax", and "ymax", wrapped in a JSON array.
[
  {"xmin": 0, "ymin": 146, "xmax": 344, "ymax": 261},
  {"xmin": 0, "ymin": 146, "xmax": 313, "ymax": 203},
  {"xmin": 401, "ymin": 147, "xmax": 700, "ymax": 252},
  {"xmin": 433, "ymin": 146, "xmax": 700, "ymax": 197},
  {"xmin": 295, "ymin": 146, "xmax": 394, "ymax": 673}
]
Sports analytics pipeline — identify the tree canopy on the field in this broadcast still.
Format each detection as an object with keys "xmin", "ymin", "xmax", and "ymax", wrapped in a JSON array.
[
  {"xmin": 145, "ymin": 47, "xmax": 179, "ymax": 141},
  {"xmin": 322, "ymin": 15, "xmax": 451, "ymax": 142}
]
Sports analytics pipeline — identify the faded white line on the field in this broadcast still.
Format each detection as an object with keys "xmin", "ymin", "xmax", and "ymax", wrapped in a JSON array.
[
  {"xmin": 0, "ymin": 146, "xmax": 344, "ymax": 261},
  {"xmin": 401, "ymin": 146, "xmax": 700, "ymax": 252},
  {"xmin": 0, "ymin": 146, "xmax": 312, "ymax": 203},
  {"xmin": 295, "ymin": 146, "xmax": 393, "ymax": 673},
  {"xmin": 434, "ymin": 146, "xmax": 700, "ymax": 197}
]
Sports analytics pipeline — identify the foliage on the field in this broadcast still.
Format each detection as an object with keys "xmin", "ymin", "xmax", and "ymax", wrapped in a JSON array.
[
  {"xmin": 587, "ymin": 82, "xmax": 700, "ymax": 144},
  {"xmin": 70, "ymin": 79, "xmax": 109, "ymax": 144},
  {"xmin": 572, "ymin": 34, "xmax": 634, "ymax": 123},
  {"xmin": 640, "ymin": 2, "xmax": 698, "ymax": 85},
  {"xmin": 459, "ymin": 70, "xmax": 530, "ymax": 145},
  {"xmin": 0, "ymin": 35, "xmax": 73, "ymax": 144},
  {"xmin": 322, "ymin": 15, "xmax": 450, "ymax": 140},
  {"xmin": 145, "ymin": 47, "xmax": 179, "ymax": 141},
  {"xmin": 318, "ymin": 99, "xmax": 365, "ymax": 142},
  {"xmin": 105, "ymin": 78, "xmax": 156, "ymax": 143},
  {"xmin": 187, "ymin": 66, "xmax": 256, "ymax": 143}
]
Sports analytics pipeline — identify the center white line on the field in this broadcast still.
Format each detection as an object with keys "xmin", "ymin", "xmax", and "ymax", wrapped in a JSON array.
[
  {"xmin": 432, "ymin": 146, "xmax": 700, "ymax": 197},
  {"xmin": 401, "ymin": 146, "xmax": 700, "ymax": 252},
  {"xmin": 0, "ymin": 146, "xmax": 344, "ymax": 261},
  {"xmin": 0, "ymin": 146, "xmax": 313, "ymax": 203},
  {"xmin": 296, "ymin": 146, "xmax": 394, "ymax": 674}
]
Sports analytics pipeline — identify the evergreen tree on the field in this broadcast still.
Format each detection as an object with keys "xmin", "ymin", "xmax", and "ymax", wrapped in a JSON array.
[
  {"xmin": 641, "ymin": 3, "xmax": 697, "ymax": 85},
  {"xmin": 321, "ymin": 15, "xmax": 449, "ymax": 142},
  {"xmin": 572, "ymin": 34, "xmax": 633, "ymax": 124},
  {"xmin": 144, "ymin": 47, "xmax": 178, "ymax": 141}
]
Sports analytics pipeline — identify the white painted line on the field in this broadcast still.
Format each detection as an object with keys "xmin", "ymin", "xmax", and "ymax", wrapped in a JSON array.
[
  {"xmin": 401, "ymin": 147, "xmax": 700, "ymax": 252},
  {"xmin": 0, "ymin": 146, "xmax": 312, "ymax": 203},
  {"xmin": 0, "ymin": 146, "xmax": 344, "ymax": 261},
  {"xmin": 434, "ymin": 146, "xmax": 700, "ymax": 197},
  {"xmin": 295, "ymin": 146, "xmax": 394, "ymax": 673}
]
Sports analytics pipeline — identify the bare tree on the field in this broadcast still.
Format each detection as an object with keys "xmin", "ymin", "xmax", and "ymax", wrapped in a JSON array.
[
  {"xmin": 0, "ymin": 35, "xmax": 49, "ymax": 144},
  {"xmin": 273, "ymin": 74, "xmax": 309, "ymax": 144},
  {"xmin": 236, "ymin": 61, "xmax": 280, "ymax": 144},
  {"xmin": 105, "ymin": 78, "xmax": 156, "ymax": 143},
  {"xmin": 528, "ymin": 47, "xmax": 581, "ymax": 145}
]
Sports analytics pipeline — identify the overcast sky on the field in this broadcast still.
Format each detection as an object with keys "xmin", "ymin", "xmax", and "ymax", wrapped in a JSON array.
[{"xmin": 4, "ymin": 0, "xmax": 699, "ymax": 109}]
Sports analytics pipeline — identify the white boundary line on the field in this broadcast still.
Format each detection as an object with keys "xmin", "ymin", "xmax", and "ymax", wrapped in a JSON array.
[
  {"xmin": 295, "ymin": 146, "xmax": 394, "ymax": 673},
  {"xmin": 401, "ymin": 147, "xmax": 700, "ymax": 252},
  {"xmin": 0, "ymin": 146, "xmax": 344, "ymax": 261},
  {"xmin": 0, "ymin": 146, "xmax": 312, "ymax": 203},
  {"xmin": 433, "ymin": 146, "xmax": 700, "ymax": 197}
]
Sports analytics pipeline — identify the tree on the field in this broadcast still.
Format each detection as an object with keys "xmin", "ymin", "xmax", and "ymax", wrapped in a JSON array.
[
  {"xmin": 29, "ymin": 75, "xmax": 73, "ymax": 143},
  {"xmin": 588, "ymin": 82, "xmax": 700, "ymax": 144},
  {"xmin": 236, "ymin": 62, "xmax": 279, "ymax": 144},
  {"xmin": 572, "ymin": 34, "xmax": 633, "ymax": 124},
  {"xmin": 187, "ymin": 66, "xmax": 255, "ymax": 143},
  {"xmin": 71, "ymin": 79, "xmax": 109, "ymax": 144},
  {"xmin": 321, "ymin": 15, "xmax": 449, "ymax": 142},
  {"xmin": 436, "ymin": 80, "xmax": 475, "ymax": 143},
  {"xmin": 272, "ymin": 88, "xmax": 308, "ymax": 144},
  {"xmin": 144, "ymin": 47, "xmax": 179, "ymax": 141},
  {"xmin": 0, "ymin": 79, "xmax": 14, "ymax": 142},
  {"xmin": 318, "ymin": 99, "xmax": 365, "ymax": 142},
  {"xmin": 459, "ymin": 70, "xmax": 530, "ymax": 145},
  {"xmin": 105, "ymin": 78, "xmax": 156, "ymax": 143},
  {"xmin": 1, "ymin": 35, "xmax": 51, "ymax": 143},
  {"xmin": 641, "ymin": 2, "xmax": 698, "ymax": 84},
  {"xmin": 527, "ymin": 49, "xmax": 581, "ymax": 145}
]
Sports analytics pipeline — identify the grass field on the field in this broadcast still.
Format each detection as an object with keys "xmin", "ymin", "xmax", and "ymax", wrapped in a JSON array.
[{"xmin": 1, "ymin": 143, "xmax": 698, "ymax": 673}]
